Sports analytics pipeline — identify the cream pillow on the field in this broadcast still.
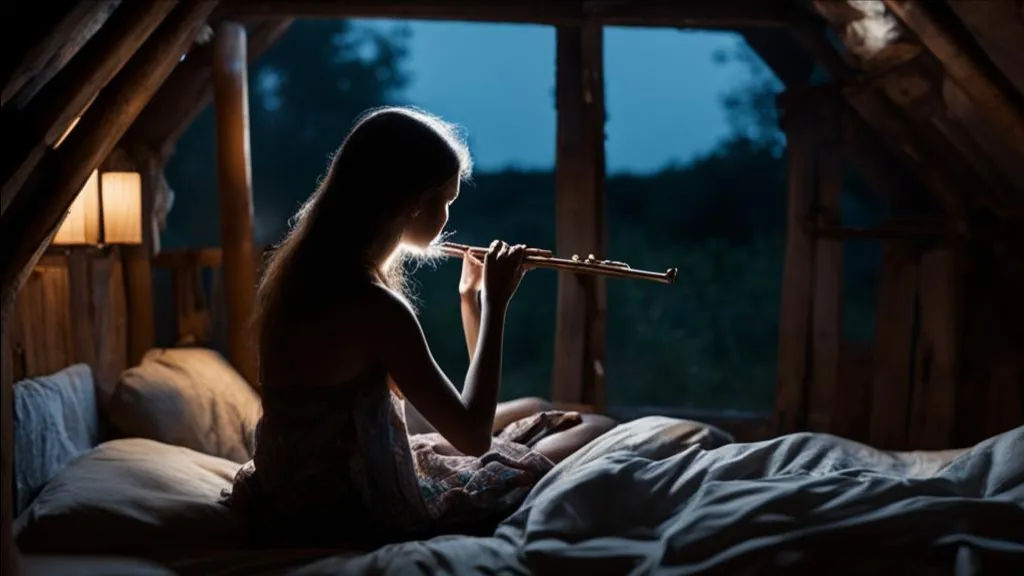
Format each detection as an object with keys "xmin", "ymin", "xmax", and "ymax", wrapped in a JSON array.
[
  {"xmin": 14, "ymin": 438, "xmax": 244, "ymax": 557},
  {"xmin": 106, "ymin": 348, "xmax": 262, "ymax": 462}
]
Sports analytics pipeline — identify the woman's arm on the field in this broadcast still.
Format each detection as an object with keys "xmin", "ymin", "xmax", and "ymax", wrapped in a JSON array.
[
  {"xmin": 460, "ymin": 291, "xmax": 481, "ymax": 359},
  {"xmin": 369, "ymin": 285, "xmax": 504, "ymax": 456}
]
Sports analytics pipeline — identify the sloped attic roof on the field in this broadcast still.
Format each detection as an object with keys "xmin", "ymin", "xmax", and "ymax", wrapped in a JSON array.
[{"xmin": 2, "ymin": 0, "xmax": 1024, "ymax": 288}]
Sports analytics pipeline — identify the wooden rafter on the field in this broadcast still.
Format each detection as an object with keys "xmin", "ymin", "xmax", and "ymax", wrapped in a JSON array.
[
  {"xmin": 743, "ymin": 27, "xmax": 931, "ymax": 209},
  {"xmin": 222, "ymin": 0, "xmax": 791, "ymax": 28},
  {"xmin": 947, "ymin": 0, "xmax": 1024, "ymax": 98},
  {"xmin": 884, "ymin": 0, "xmax": 1024, "ymax": 158},
  {"xmin": 1, "ymin": 0, "xmax": 79, "ymax": 94},
  {"xmin": 0, "ymin": 0, "xmax": 220, "ymax": 332},
  {"xmin": 801, "ymin": 2, "xmax": 978, "ymax": 218},
  {"xmin": 125, "ymin": 18, "xmax": 294, "ymax": 160},
  {"xmin": 2, "ymin": 1, "xmax": 122, "ymax": 109},
  {"xmin": 0, "ymin": 1, "xmax": 179, "ymax": 217}
]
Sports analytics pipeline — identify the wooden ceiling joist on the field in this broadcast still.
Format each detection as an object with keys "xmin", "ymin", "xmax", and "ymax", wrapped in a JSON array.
[
  {"xmin": 0, "ymin": 1, "xmax": 179, "ymax": 217},
  {"xmin": 222, "ymin": 0, "xmax": 791, "ymax": 28},
  {"xmin": 0, "ymin": 1, "xmax": 220, "ymax": 318},
  {"xmin": 883, "ymin": 1, "xmax": 1024, "ymax": 158},
  {"xmin": 125, "ymin": 18, "xmax": 294, "ymax": 159},
  {"xmin": 2, "ymin": 1, "xmax": 122, "ymax": 109}
]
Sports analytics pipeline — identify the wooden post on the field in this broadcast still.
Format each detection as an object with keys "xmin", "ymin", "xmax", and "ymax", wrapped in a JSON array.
[
  {"xmin": 0, "ymin": 0, "xmax": 176, "ymax": 216},
  {"xmin": 212, "ymin": 22, "xmax": 259, "ymax": 387},
  {"xmin": 807, "ymin": 92, "xmax": 845, "ymax": 433},
  {"xmin": 551, "ymin": 22, "xmax": 607, "ymax": 411},
  {"xmin": 772, "ymin": 88, "xmax": 818, "ymax": 435}
]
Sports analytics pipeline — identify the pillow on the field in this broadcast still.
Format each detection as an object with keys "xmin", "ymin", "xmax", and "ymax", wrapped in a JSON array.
[
  {"xmin": 106, "ymin": 347, "xmax": 262, "ymax": 462},
  {"xmin": 13, "ymin": 363, "xmax": 99, "ymax": 516},
  {"xmin": 14, "ymin": 438, "xmax": 245, "ymax": 557}
]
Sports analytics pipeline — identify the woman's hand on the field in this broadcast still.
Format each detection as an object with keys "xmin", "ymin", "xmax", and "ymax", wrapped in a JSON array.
[
  {"xmin": 458, "ymin": 250, "xmax": 484, "ymax": 297},
  {"xmin": 482, "ymin": 240, "xmax": 527, "ymax": 309}
]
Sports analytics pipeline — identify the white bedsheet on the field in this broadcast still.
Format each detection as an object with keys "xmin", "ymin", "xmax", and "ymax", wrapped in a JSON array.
[{"xmin": 287, "ymin": 419, "xmax": 1023, "ymax": 575}]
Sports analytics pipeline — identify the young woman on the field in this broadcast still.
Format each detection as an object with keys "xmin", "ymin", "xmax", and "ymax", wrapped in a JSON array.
[{"xmin": 223, "ymin": 107, "xmax": 616, "ymax": 548}]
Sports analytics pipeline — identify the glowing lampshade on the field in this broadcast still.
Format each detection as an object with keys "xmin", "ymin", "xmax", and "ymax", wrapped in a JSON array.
[
  {"xmin": 52, "ymin": 170, "xmax": 101, "ymax": 245},
  {"xmin": 101, "ymin": 171, "xmax": 143, "ymax": 245}
]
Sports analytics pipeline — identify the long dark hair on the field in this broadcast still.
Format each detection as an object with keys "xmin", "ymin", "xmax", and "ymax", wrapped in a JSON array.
[{"xmin": 253, "ymin": 106, "xmax": 472, "ymax": 347}]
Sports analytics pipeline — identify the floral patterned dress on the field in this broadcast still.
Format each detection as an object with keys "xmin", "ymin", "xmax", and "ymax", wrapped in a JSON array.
[{"xmin": 221, "ymin": 365, "xmax": 580, "ymax": 549}]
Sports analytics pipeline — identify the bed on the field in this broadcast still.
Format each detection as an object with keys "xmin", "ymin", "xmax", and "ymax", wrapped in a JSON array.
[{"xmin": 12, "ymin": 350, "xmax": 1024, "ymax": 575}]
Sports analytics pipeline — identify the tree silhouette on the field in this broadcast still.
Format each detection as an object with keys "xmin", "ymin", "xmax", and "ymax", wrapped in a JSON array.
[{"xmin": 163, "ymin": 20, "xmax": 413, "ymax": 248}]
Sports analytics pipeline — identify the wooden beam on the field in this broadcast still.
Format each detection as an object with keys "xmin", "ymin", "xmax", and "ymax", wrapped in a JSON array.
[
  {"xmin": 843, "ymin": 80, "xmax": 966, "ymax": 218},
  {"xmin": 222, "ymin": 0, "xmax": 790, "ymax": 28},
  {"xmin": 744, "ymin": 28, "xmax": 933, "ymax": 212},
  {"xmin": 551, "ymin": 22, "xmax": 607, "ymax": 411},
  {"xmin": 947, "ymin": 0, "xmax": 1024, "ymax": 98},
  {"xmin": 2, "ymin": 1, "xmax": 121, "ymax": 108},
  {"xmin": 126, "ymin": 18, "xmax": 294, "ymax": 160},
  {"xmin": 0, "ymin": 1, "xmax": 177, "ymax": 217},
  {"xmin": 0, "ymin": 0, "xmax": 219, "ymax": 368},
  {"xmin": 883, "ymin": 0, "xmax": 1024, "ymax": 158},
  {"xmin": 212, "ymin": 21, "xmax": 260, "ymax": 388}
]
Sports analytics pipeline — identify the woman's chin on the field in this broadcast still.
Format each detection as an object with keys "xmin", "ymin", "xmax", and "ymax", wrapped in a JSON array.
[{"xmin": 399, "ymin": 241, "xmax": 441, "ymax": 258}]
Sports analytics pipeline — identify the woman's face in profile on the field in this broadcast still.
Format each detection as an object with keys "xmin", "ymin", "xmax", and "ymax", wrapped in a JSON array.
[{"xmin": 402, "ymin": 178, "xmax": 460, "ymax": 249}]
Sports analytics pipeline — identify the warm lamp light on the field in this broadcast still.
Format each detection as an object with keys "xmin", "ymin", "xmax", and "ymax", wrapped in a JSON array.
[
  {"xmin": 51, "ymin": 169, "xmax": 143, "ymax": 247},
  {"xmin": 101, "ymin": 171, "xmax": 143, "ymax": 245},
  {"xmin": 52, "ymin": 170, "xmax": 101, "ymax": 245}
]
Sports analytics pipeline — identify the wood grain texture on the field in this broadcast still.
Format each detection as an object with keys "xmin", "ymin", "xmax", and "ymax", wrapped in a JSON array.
[
  {"xmin": 869, "ymin": 242, "xmax": 919, "ymax": 449},
  {"xmin": 213, "ymin": 21, "xmax": 259, "ymax": 387},
  {"xmin": 552, "ymin": 23, "xmax": 607, "ymax": 410},
  {"xmin": 773, "ymin": 89, "xmax": 817, "ymax": 435}
]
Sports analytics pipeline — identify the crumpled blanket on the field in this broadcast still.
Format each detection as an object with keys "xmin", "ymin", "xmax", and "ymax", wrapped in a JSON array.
[{"xmin": 410, "ymin": 411, "xmax": 582, "ymax": 522}]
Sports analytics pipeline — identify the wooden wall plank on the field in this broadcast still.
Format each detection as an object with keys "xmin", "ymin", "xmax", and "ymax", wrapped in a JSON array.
[
  {"xmin": 869, "ymin": 242, "xmax": 919, "ymax": 449},
  {"xmin": 807, "ymin": 94, "xmax": 845, "ymax": 433},
  {"xmin": 16, "ymin": 257, "xmax": 74, "ymax": 377},
  {"xmin": 91, "ymin": 252, "xmax": 128, "ymax": 396},
  {"xmin": 3, "ymin": 249, "xmax": 130, "ymax": 388},
  {"xmin": 772, "ymin": 89, "xmax": 817, "ymax": 435},
  {"xmin": 66, "ymin": 250, "xmax": 96, "ymax": 368},
  {"xmin": 122, "ymin": 147, "xmax": 159, "ymax": 366},
  {"xmin": 552, "ymin": 22, "xmax": 607, "ymax": 410},
  {"xmin": 907, "ymin": 245, "xmax": 962, "ymax": 449},
  {"xmin": 833, "ymin": 342, "xmax": 873, "ymax": 441}
]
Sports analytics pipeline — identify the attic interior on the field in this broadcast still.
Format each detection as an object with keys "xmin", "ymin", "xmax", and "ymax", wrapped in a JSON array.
[{"xmin": 1, "ymin": 1, "xmax": 1023, "ymax": 574}]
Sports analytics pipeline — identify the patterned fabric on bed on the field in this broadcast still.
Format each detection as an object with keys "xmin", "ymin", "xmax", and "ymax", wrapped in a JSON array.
[{"xmin": 222, "ymin": 366, "xmax": 580, "ymax": 548}]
